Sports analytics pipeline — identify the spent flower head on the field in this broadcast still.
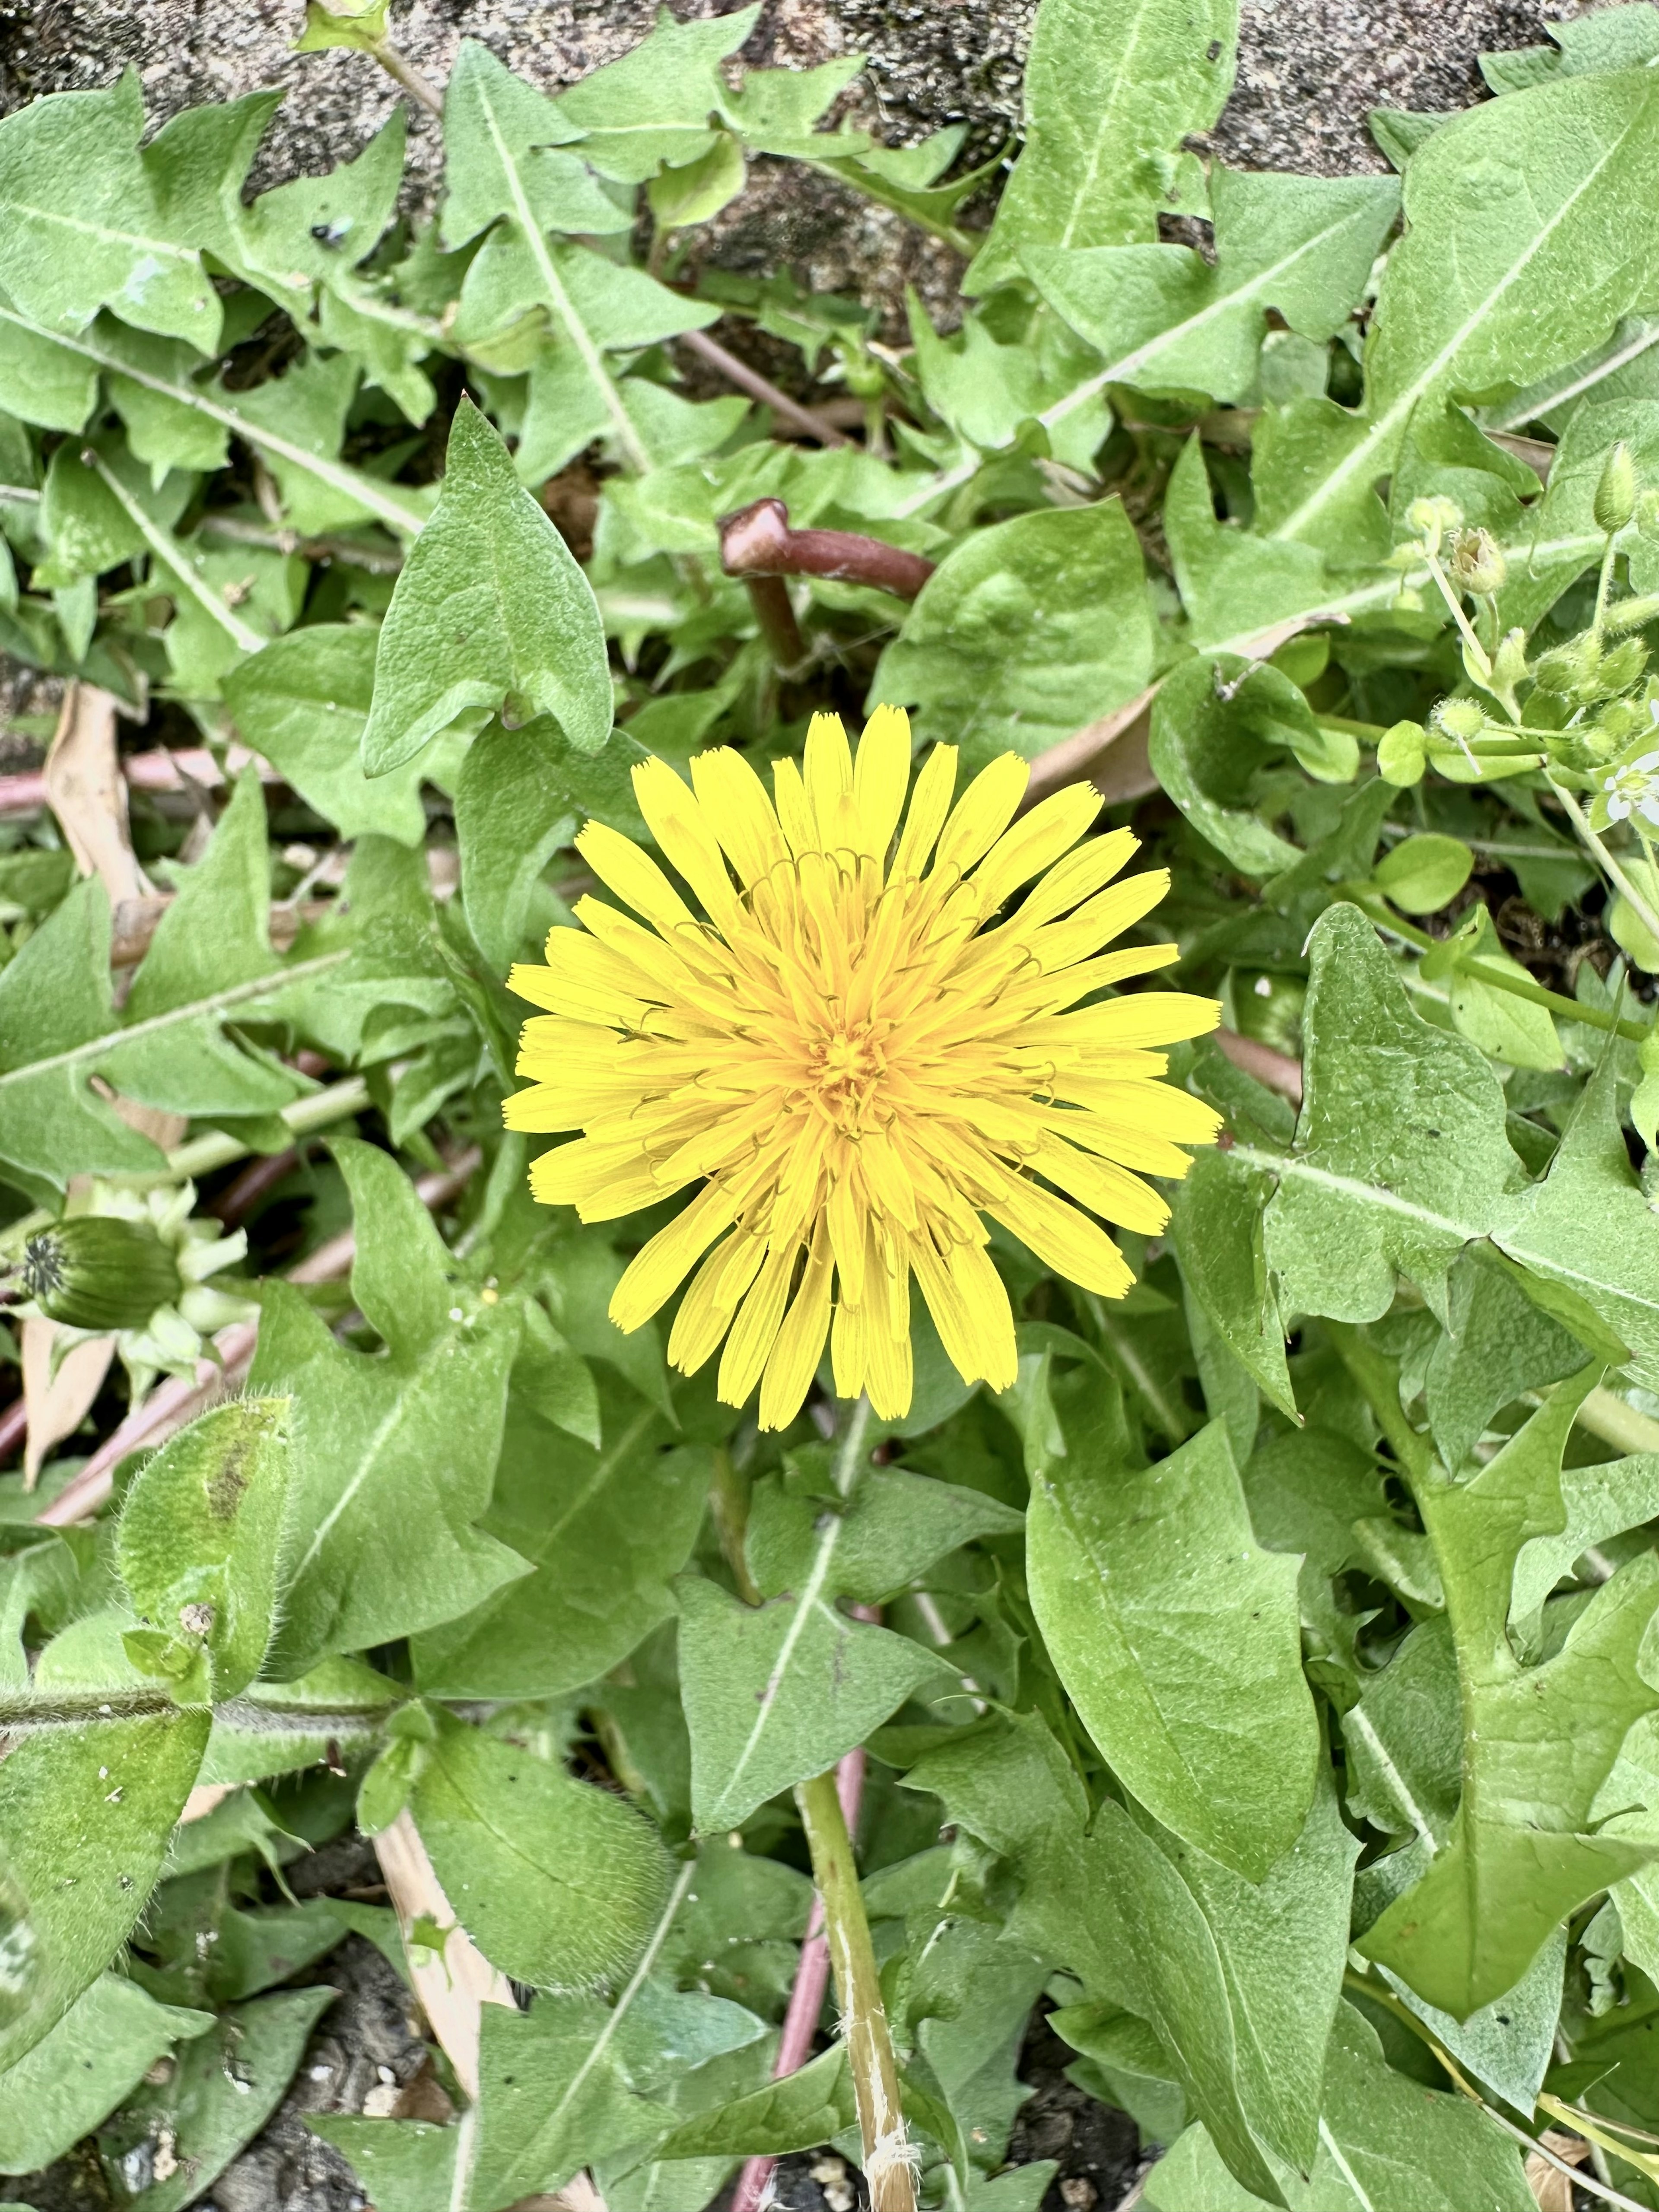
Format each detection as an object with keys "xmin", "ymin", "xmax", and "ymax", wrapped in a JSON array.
[{"xmin": 507, "ymin": 709, "xmax": 1221, "ymax": 1428}]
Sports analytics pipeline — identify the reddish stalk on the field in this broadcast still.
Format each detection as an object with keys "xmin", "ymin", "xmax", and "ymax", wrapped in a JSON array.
[
  {"xmin": 0, "ymin": 745, "xmax": 278, "ymax": 822},
  {"xmin": 679, "ymin": 330, "xmax": 853, "ymax": 449},
  {"xmin": 721, "ymin": 497, "xmax": 936, "ymax": 600},
  {"xmin": 729, "ymin": 1745, "xmax": 868, "ymax": 2212},
  {"xmin": 32, "ymin": 1150, "xmax": 480, "ymax": 1528},
  {"xmin": 0, "ymin": 1397, "xmax": 25, "ymax": 1466}
]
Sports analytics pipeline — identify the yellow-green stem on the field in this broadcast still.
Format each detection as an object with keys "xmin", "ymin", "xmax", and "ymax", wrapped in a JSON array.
[{"xmin": 794, "ymin": 1765, "xmax": 915, "ymax": 2212}]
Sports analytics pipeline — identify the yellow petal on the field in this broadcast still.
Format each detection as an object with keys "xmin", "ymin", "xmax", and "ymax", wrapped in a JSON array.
[
  {"xmin": 1014, "ymin": 826, "xmax": 1139, "ymax": 933},
  {"xmin": 691, "ymin": 747, "xmax": 790, "ymax": 886},
  {"xmin": 987, "ymin": 1174, "xmax": 1133, "ymax": 1299},
  {"xmin": 969, "ymin": 785, "xmax": 1102, "ymax": 917},
  {"xmin": 891, "ymin": 743, "xmax": 957, "ymax": 881},
  {"xmin": 852, "ymin": 704, "xmax": 912, "ymax": 864},
  {"xmin": 772, "ymin": 755, "xmax": 817, "ymax": 858},
  {"xmin": 576, "ymin": 821, "xmax": 697, "ymax": 939},
  {"xmin": 610, "ymin": 1182, "xmax": 740, "ymax": 1332},
  {"xmin": 1033, "ymin": 1136, "xmax": 1171, "ymax": 1235},
  {"xmin": 668, "ymin": 1230, "xmax": 766, "ymax": 1373},
  {"xmin": 831, "ymin": 1295, "xmax": 866, "ymax": 1402},
  {"xmin": 933, "ymin": 753, "xmax": 1029, "ymax": 879},
  {"xmin": 632, "ymin": 757, "xmax": 745, "ymax": 934},
  {"xmin": 1029, "ymin": 869, "xmax": 1170, "ymax": 970},
  {"xmin": 760, "ymin": 1218, "xmax": 833, "ymax": 1431},
  {"xmin": 1051, "ymin": 992, "xmax": 1220, "ymax": 1049},
  {"xmin": 718, "ymin": 1238, "xmax": 799, "ymax": 1407},
  {"xmin": 804, "ymin": 711, "xmax": 855, "ymax": 850}
]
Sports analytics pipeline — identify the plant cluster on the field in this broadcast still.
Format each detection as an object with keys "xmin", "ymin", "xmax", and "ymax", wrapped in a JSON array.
[{"xmin": 7, "ymin": 0, "xmax": 1659, "ymax": 2208}]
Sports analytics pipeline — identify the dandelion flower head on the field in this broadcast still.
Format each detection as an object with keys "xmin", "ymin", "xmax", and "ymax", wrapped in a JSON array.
[{"xmin": 507, "ymin": 706, "xmax": 1221, "ymax": 1429}]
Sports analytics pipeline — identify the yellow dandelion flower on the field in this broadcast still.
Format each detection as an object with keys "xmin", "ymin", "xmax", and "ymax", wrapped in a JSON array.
[{"xmin": 506, "ymin": 705, "xmax": 1222, "ymax": 1430}]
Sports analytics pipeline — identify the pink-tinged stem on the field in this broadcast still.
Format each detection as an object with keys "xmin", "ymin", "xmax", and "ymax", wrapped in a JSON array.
[
  {"xmin": 32, "ymin": 1150, "xmax": 480, "ymax": 1528},
  {"xmin": 0, "ymin": 1397, "xmax": 24, "ymax": 1465},
  {"xmin": 0, "ymin": 745, "xmax": 279, "ymax": 821},
  {"xmin": 729, "ymin": 1745, "xmax": 868, "ymax": 2212}
]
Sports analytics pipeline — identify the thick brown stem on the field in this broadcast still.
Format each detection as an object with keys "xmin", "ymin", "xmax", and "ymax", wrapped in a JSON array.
[
  {"xmin": 721, "ymin": 497, "xmax": 935, "ymax": 601},
  {"xmin": 743, "ymin": 573, "xmax": 808, "ymax": 671}
]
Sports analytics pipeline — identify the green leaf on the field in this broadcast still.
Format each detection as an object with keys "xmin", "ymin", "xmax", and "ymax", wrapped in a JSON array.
[
  {"xmin": 1083, "ymin": 1770, "xmax": 1358, "ymax": 2194},
  {"xmin": 1258, "ymin": 904, "xmax": 1521, "ymax": 1325},
  {"xmin": 244, "ymin": 109, "xmax": 406, "ymax": 289},
  {"xmin": 410, "ymin": 1378, "xmax": 709, "ymax": 1699},
  {"xmin": 456, "ymin": 718, "xmax": 577, "ymax": 973},
  {"xmin": 1027, "ymin": 170, "xmax": 1398, "ymax": 405},
  {"xmin": 0, "ymin": 1706, "xmax": 210, "ymax": 2073},
  {"xmin": 0, "ymin": 73, "xmax": 219, "ymax": 346},
  {"xmin": 1171, "ymin": 1147, "xmax": 1297, "ymax": 1419},
  {"xmin": 652, "ymin": 2045, "xmax": 855, "ymax": 2159},
  {"xmin": 1512, "ymin": 1440, "xmax": 1659, "ymax": 1644},
  {"xmin": 303, "ymin": 2119, "xmax": 454, "ymax": 2212},
  {"xmin": 0, "ymin": 1975, "xmax": 211, "ymax": 2175},
  {"xmin": 223, "ymin": 624, "xmax": 433, "ymax": 846},
  {"xmin": 362, "ymin": 397, "xmax": 610, "ymax": 777},
  {"xmin": 1424, "ymin": 1247, "xmax": 1591, "ymax": 1475},
  {"xmin": 469, "ymin": 1994, "xmax": 675, "ymax": 2208},
  {"xmin": 95, "ymin": 1987, "xmax": 336, "ymax": 2212},
  {"xmin": 1028, "ymin": 1376, "xmax": 1319, "ymax": 1879},
  {"xmin": 547, "ymin": 7, "xmax": 760, "ymax": 183},
  {"xmin": 1378, "ymin": 1923, "xmax": 1566, "ymax": 2115},
  {"xmin": 677, "ymin": 1571, "xmax": 953, "ymax": 1834},
  {"xmin": 1373, "ymin": 834, "xmax": 1475, "ymax": 915},
  {"xmin": 115, "ymin": 1400, "xmax": 291, "ymax": 1701},
  {"xmin": 746, "ymin": 1454, "xmax": 1025, "ymax": 1606},
  {"xmin": 439, "ymin": 41, "xmax": 621, "ymax": 248},
  {"xmin": 1259, "ymin": 68, "xmax": 1659, "ymax": 559},
  {"xmin": 871, "ymin": 501, "xmax": 1154, "ymax": 772},
  {"xmin": 1442, "ymin": 909, "xmax": 1564, "ymax": 1072},
  {"xmin": 1359, "ymin": 1376, "xmax": 1659, "ymax": 2016},
  {"xmin": 1143, "ymin": 2003, "xmax": 1534, "ymax": 2212},
  {"xmin": 1147, "ymin": 656, "xmax": 1306, "ymax": 879},
  {"xmin": 411, "ymin": 1713, "xmax": 671, "ymax": 1992},
  {"xmin": 968, "ymin": 0, "xmax": 1236, "ymax": 293},
  {"xmin": 0, "ymin": 311, "xmax": 97, "ymax": 431},
  {"xmin": 249, "ymin": 1140, "xmax": 529, "ymax": 1674}
]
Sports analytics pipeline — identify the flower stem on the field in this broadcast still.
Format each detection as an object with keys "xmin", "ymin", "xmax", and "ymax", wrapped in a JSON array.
[
  {"xmin": 795, "ymin": 1761, "xmax": 916, "ymax": 2212},
  {"xmin": 1549, "ymin": 776, "xmax": 1659, "ymax": 951}
]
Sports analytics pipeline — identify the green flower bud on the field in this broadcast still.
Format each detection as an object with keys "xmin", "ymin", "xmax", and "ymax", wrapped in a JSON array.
[
  {"xmin": 1595, "ymin": 440, "xmax": 1638, "ymax": 536},
  {"xmin": 1602, "ymin": 637, "xmax": 1649, "ymax": 693},
  {"xmin": 1604, "ymin": 594, "xmax": 1659, "ymax": 637},
  {"xmin": 1491, "ymin": 627, "xmax": 1530, "ymax": 693},
  {"xmin": 1434, "ymin": 698, "xmax": 1488, "ymax": 743},
  {"xmin": 1378, "ymin": 719, "xmax": 1427, "ymax": 785},
  {"xmin": 1533, "ymin": 636, "xmax": 1601, "ymax": 695},
  {"xmin": 1449, "ymin": 528, "xmax": 1506, "ymax": 596},
  {"xmin": 1406, "ymin": 495, "xmax": 1462, "ymax": 555},
  {"xmin": 20, "ymin": 1217, "xmax": 183, "ymax": 1332}
]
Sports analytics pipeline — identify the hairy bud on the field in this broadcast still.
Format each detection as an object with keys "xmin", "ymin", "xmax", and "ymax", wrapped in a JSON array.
[
  {"xmin": 20, "ymin": 1218, "xmax": 184, "ymax": 1332},
  {"xmin": 1449, "ymin": 528, "xmax": 1506, "ymax": 597},
  {"xmin": 1594, "ymin": 440, "xmax": 1638, "ymax": 536}
]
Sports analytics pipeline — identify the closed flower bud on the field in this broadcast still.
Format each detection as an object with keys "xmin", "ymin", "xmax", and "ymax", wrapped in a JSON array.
[
  {"xmin": 1406, "ymin": 495, "xmax": 1463, "ymax": 554},
  {"xmin": 20, "ymin": 1218, "xmax": 183, "ymax": 1332},
  {"xmin": 1534, "ymin": 637, "xmax": 1601, "ymax": 694},
  {"xmin": 1449, "ymin": 528, "xmax": 1506, "ymax": 596},
  {"xmin": 1434, "ymin": 699, "xmax": 1489, "ymax": 743},
  {"xmin": 1378, "ymin": 720, "xmax": 1427, "ymax": 784},
  {"xmin": 1595, "ymin": 440, "xmax": 1638, "ymax": 536},
  {"xmin": 1604, "ymin": 594, "xmax": 1659, "ymax": 637},
  {"xmin": 1601, "ymin": 636, "xmax": 1649, "ymax": 693},
  {"xmin": 1491, "ymin": 627, "xmax": 1529, "ymax": 692}
]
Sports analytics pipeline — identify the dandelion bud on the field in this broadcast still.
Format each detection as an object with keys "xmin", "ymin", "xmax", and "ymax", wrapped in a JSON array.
[
  {"xmin": 1595, "ymin": 440, "xmax": 1638, "ymax": 536},
  {"xmin": 1449, "ymin": 528, "xmax": 1506, "ymax": 597},
  {"xmin": 19, "ymin": 1218, "xmax": 183, "ymax": 1332},
  {"xmin": 1377, "ymin": 720, "xmax": 1427, "ymax": 785}
]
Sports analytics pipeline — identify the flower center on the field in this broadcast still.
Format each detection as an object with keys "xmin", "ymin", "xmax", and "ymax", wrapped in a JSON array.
[{"xmin": 805, "ymin": 1022, "xmax": 888, "ymax": 1131}]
